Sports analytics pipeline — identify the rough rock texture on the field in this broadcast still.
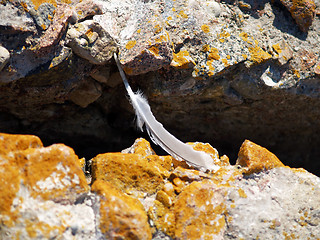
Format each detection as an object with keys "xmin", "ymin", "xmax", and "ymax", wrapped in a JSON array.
[
  {"xmin": 0, "ymin": 0, "xmax": 320, "ymax": 180},
  {"xmin": 1, "ymin": 133, "xmax": 320, "ymax": 239}
]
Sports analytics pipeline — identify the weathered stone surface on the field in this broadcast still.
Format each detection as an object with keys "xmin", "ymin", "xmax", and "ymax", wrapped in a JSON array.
[
  {"xmin": 0, "ymin": 45, "xmax": 10, "ymax": 72},
  {"xmin": 69, "ymin": 77, "xmax": 102, "ymax": 108},
  {"xmin": 66, "ymin": 20, "xmax": 117, "ymax": 65},
  {"xmin": 91, "ymin": 180, "xmax": 152, "ymax": 240},
  {"xmin": 91, "ymin": 138, "xmax": 172, "ymax": 197},
  {"xmin": 174, "ymin": 180, "xmax": 227, "ymax": 240},
  {"xmin": 1, "ymin": 0, "xmax": 320, "ymax": 179},
  {"xmin": 236, "ymin": 139, "xmax": 285, "ymax": 175},
  {"xmin": 224, "ymin": 167, "xmax": 320, "ymax": 239},
  {"xmin": 0, "ymin": 133, "xmax": 95, "ymax": 240},
  {"xmin": 1, "ymin": 134, "xmax": 320, "ymax": 239},
  {"xmin": 73, "ymin": 0, "xmax": 103, "ymax": 21},
  {"xmin": 280, "ymin": 0, "xmax": 316, "ymax": 32}
]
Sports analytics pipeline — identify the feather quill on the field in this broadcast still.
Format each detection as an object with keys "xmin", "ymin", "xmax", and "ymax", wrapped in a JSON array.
[{"xmin": 114, "ymin": 53, "xmax": 218, "ymax": 172}]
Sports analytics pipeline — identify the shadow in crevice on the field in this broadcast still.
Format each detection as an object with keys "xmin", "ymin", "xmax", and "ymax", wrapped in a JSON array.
[{"xmin": 271, "ymin": 0, "xmax": 308, "ymax": 40}]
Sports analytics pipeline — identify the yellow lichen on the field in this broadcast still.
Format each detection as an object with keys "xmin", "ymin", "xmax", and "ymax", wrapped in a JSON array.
[
  {"xmin": 239, "ymin": 32, "xmax": 248, "ymax": 42},
  {"xmin": 221, "ymin": 58, "xmax": 228, "ymax": 67},
  {"xmin": 293, "ymin": 69, "xmax": 300, "ymax": 78},
  {"xmin": 178, "ymin": 10, "xmax": 188, "ymax": 18},
  {"xmin": 237, "ymin": 188, "xmax": 247, "ymax": 198},
  {"xmin": 137, "ymin": 29, "xmax": 141, "ymax": 33},
  {"xmin": 208, "ymin": 47, "xmax": 220, "ymax": 60},
  {"xmin": 92, "ymin": 180, "xmax": 152, "ymax": 240},
  {"xmin": 272, "ymin": 44, "xmax": 282, "ymax": 54},
  {"xmin": 154, "ymin": 24, "xmax": 162, "ymax": 34},
  {"xmin": 248, "ymin": 46, "xmax": 272, "ymax": 64},
  {"xmin": 171, "ymin": 50, "xmax": 195, "ymax": 69},
  {"xmin": 91, "ymin": 144, "xmax": 171, "ymax": 196},
  {"xmin": 201, "ymin": 24, "xmax": 210, "ymax": 33},
  {"xmin": 125, "ymin": 40, "xmax": 137, "ymax": 50},
  {"xmin": 202, "ymin": 44, "xmax": 210, "ymax": 52},
  {"xmin": 236, "ymin": 140, "xmax": 285, "ymax": 175},
  {"xmin": 148, "ymin": 46, "xmax": 160, "ymax": 56}
]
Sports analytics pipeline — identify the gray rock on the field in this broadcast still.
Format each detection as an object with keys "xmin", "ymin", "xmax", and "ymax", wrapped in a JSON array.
[
  {"xmin": 66, "ymin": 20, "xmax": 117, "ymax": 65},
  {"xmin": 0, "ymin": 46, "xmax": 10, "ymax": 72},
  {"xmin": 224, "ymin": 167, "xmax": 320, "ymax": 239}
]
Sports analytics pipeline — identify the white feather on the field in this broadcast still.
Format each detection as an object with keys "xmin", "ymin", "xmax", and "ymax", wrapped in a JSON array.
[{"xmin": 114, "ymin": 53, "xmax": 219, "ymax": 172}]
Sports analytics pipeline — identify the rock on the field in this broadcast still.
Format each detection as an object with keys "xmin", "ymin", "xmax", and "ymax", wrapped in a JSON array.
[
  {"xmin": 224, "ymin": 167, "xmax": 320, "ymax": 239},
  {"xmin": 37, "ymin": 3, "xmax": 74, "ymax": 52},
  {"xmin": 90, "ymin": 65, "xmax": 111, "ymax": 84},
  {"xmin": 0, "ymin": 1, "xmax": 37, "ymax": 34},
  {"xmin": 236, "ymin": 140, "xmax": 285, "ymax": 175},
  {"xmin": 66, "ymin": 20, "xmax": 117, "ymax": 65},
  {"xmin": 69, "ymin": 77, "xmax": 102, "ymax": 108},
  {"xmin": 0, "ymin": 46, "xmax": 10, "ymax": 72},
  {"xmin": 0, "ymin": 133, "xmax": 94, "ymax": 239},
  {"xmin": 91, "ymin": 138, "xmax": 172, "ymax": 197},
  {"xmin": 174, "ymin": 180, "xmax": 227, "ymax": 240},
  {"xmin": 1, "ymin": 134, "xmax": 320, "ymax": 239},
  {"xmin": 279, "ymin": 0, "xmax": 316, "ymax": 32},
  {"xmin": 91, "ymin": 180, "xmax": 152, "ymax": 240},
  {"xmin": 272, "ymin": 40, "xmax": 293, "ymax": 65},
  {"xmin": 1, "ymin": 0, "xmax": 320, "ymax": 178},
  {"xmin": 73, "ymin": 0, "xmax": 103, "ymax": 21}
]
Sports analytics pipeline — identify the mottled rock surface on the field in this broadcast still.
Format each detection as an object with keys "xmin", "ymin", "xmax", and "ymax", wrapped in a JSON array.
[
  {"xmin": 2, "ymin": 133, "xmax": 319, "ymax": 239},
  {"xmin": 0, "ymin": 0, "xmax": 320, "ymax": 179}
]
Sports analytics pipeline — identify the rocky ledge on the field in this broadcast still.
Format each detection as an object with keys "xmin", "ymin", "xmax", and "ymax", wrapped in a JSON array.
[
  {"xmin": 0, "ymin": 0, "xmax": 320, "ymax": 176},
  {"xmin": 0, "ymin": 132, "xmax": 319, "ymax": 239}
]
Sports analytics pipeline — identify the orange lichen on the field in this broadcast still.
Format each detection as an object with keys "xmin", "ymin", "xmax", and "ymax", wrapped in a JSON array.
[
  {"xmin": 91, "ymin": 140, "xmax": 171, "ymax": 196},
  {"xmin": 201, "ymin": 24, "xmax": 210, "ymax": 33},
  {"xmin": 208, "ymin": 47, "xmax": 220, "ymax": 60},
  {"xmin": 125, "ymin": 40, "xmax": 137, "ymax": 50},
  {"xmin": 221, "ymin": 58, "xmax": 229, "ymax": 67},
  {"xmin": 0, "ymin": 163, "xmax": 21, "ymax": 226},
  {"xmin": 17, "ymin": 144, "xmax": 89, "ymax": 200},
  {"xmin": 174, "ymin": 180, "xmax": 227, "ymax": 239},
  {"xmin": 148, "ymin": 46, "xmax": 160, "ymax": 56},
  {"xmin": 0, "ymin": 133, "xmax": 43, "ymax": 155},
  {"xmin": 239, "ymin": 32, "xmax": 248, "ymax": 41},
  {"xmin": 171, "ymin": 50, "xmax": 195, "ymax": 69},
  {"xmin": 92, "ymin": 180, "xmax": 152, "ymax": 240},
  {"xmin": 137, "ymin": 29, "xmax": 141, "ymax": 33},
  {"xmin": 178, "ymin": 10, "xmax": 188, "ymax": 18},
  {"xmin": 272, "ymin": 43, "xmax": 282, "ymax": 54},
  {"xmin": 236, "ymin": 140, "xmax": 285, "ymax": 175},
  {"xmin": 0, "ymin": 133, "xmax": 89, "ymax": 228},
  {"xmin": 202, "ymin": 44, "xmax": 210, "ymax": 52},
  {"xmin": 293, "ymin": 69, "xmax": 301, "ymax": 78},
  {"xmin": 248, "ymin": 46, "xmax": 272, "ymax": 64},
  {"xmin": 154, "ymin": 24, "xmax": 162, "ymax": 34},
  {"xmin": 237, "ymin": 188, "xmax": 247, "ymax": 198}
]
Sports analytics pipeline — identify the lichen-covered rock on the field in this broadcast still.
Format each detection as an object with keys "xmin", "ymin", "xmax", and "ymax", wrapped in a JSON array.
[
  {"xmin": 1, "ymin": 134, "xmax": 320, "ymax": 239},
  {"xmin": 279, "ymin": 0, "xmax": 316, "ymax": 32},
  {"xmin": 236, "ymin": 139, "xmax": 285, "ymax": 175},
  {"xmin": 174, "ymin": 180, "xmax": 227, "ymax": 240},
  {"xmin": 91, "ymin": 138, "xmax": 172, "ymax": 197},
  {"xmin": 0, "ymin": 133, "xmax": 95, "ymax": 240},
  {"xmin": 66, "ymin": 20, "xmax": 117, "ymax": 65},
  {"xmin": 91, "ymin": 180, "xmax": 152, "ymax": 240}
]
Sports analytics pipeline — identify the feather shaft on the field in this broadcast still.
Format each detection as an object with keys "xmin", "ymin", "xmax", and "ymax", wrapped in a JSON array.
[{"xmin": 114, "ymin": 53, "xmax": 218, "ymax": 171}]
